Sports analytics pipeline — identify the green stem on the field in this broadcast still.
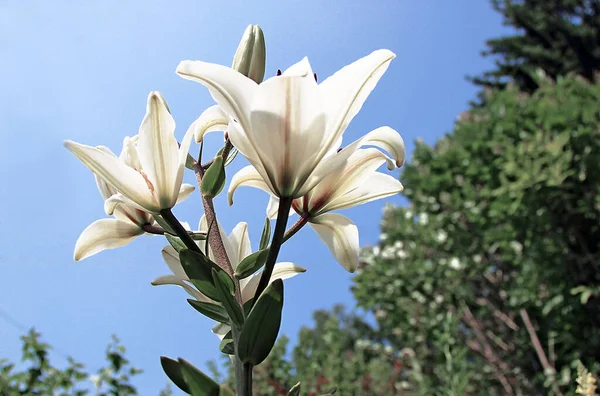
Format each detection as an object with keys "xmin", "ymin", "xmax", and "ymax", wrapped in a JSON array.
[
  {"xmin": 252, "ymin": 197, "xmax": 293, "ymax": 304},
  {"xmin": 158, "ymin": 209, "xmax": 201, "ymax": 253},
  {"xmin": 242, "ymin": 362, "xmax": 253, "ymax": 395}
]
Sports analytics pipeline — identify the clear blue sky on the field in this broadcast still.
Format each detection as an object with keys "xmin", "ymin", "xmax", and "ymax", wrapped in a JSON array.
[{"xmin": 0, "ymin": 1, "xmax": 508, "ymax": 393}]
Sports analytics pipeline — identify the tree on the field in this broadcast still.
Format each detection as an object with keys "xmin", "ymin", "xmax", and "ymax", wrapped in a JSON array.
[
  {"xmin": 471, "ymin": 0, "xmax": 600, "ymax": 93},
  {"xmin": 0, "ymin": 329, "xmax": 142, "ymax": 395},
  {"xmin": 353, "ymin": 74, "xmax": 600, "ymax": 395}
]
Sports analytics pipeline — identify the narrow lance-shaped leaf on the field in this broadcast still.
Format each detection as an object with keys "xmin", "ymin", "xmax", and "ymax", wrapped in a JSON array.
[
  {"xmin": 187, "ymin": 299, "xmax": 229, "ymax": 323},
  {"xmin": 178, "ymin": 358, "xmax": 220, "ymax": 396},
  {"xmin": 259, "ymin": 217, "xmax": 271, "ymax": 250},
  {"xmin": 235, "ymin": 249, "xmax": 269, "ymax": 279},
  {"xmin": 219, "ymin": 337, "xmax": 234, "ymax": 355},
  {"xmin": 160, "ymin": 356, "xmax": 190, "ymax": 394},
  {"xmin": 201, "ymin": 155, "xmax": 226, "ymax": 198},
  {"xmin": 238, "ymin": 279, "xmax": 284, "ymax": 365},
  {"xmin": 165, "ymin": 234, "xmax": 186, "ymax": 253},
  {"xmin": 211, "ymin": 268, "xmax": 244, "ymax": 327},
  {"xmin": 179, "ymin": 249, "xmax": 221, "ymax": 302}
]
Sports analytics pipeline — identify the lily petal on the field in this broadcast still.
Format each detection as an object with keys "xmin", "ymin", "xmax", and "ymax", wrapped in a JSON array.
[
  {"xmin": 64, "ymin": 140, "xmax": 158, "ymax": 212},
  {"xmin": 161, "ymin": 245, "xmax": 188, "ymax": 280},
  {"xmin": 240, "ymin": 262, "xmax": 305, "ymax": 302},
  {"xmin": 74, "ymin": 218, "xmax": 143, "ymax": 261},
  {"xmin": 177, "ymin": 184, "xmax": 195, "ymax": 203},
  {"xmin": 119, "ymin": 136, "xmax": 142, "ymax": 171},
  {"xmin": 249, "ymin": 72, "xmax": 327, "ymax": 197},
  {"xmin": 176, "ymin": 61, "xmax": 257, "ymax": 135},
  {"xmin": 282, "ymin": 57, "xmax": 314, "ymax": 77},
  {"xmin": 137, "ymin": 92, "xmax": 179, "ymax": 209},
  {"xmin": 227, "ymin": 222, "xmax": 251, "ymax": 268},
  {"xmin": 319, "ymin": 49, "xmax": 396, "ymax": 151},
  {"xmin": 228, "ymin": 165, "xmax": 272, "ymax": 206},
  {"xmin": 309, "ymin": 213, "xmax": 359, "ymax": 272},
  {"xmin": 151, "ymin": 274, "xmax": 212, "ymax": 303},
  {"xmin": 189, "ymin": 105, "xmax": 229, "ymax": 143},
  {"xmin": 354, "ymin": 126, "xmax": 405, "ymax": 169},
  {"xmin": 324, "ymin": 173, "xmax": 403, "ymax": 213}
]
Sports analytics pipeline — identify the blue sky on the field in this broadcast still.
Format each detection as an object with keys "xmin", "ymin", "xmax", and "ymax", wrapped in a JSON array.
[{"xmin": 0, "ymin": 1, "xmax": 508, "ymax": 393}]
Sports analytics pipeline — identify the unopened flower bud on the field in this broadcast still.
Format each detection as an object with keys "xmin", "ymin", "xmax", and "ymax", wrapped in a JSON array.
[{"xmin": 232, "ymin": 24, "xmax": 266, "ymax": 84}]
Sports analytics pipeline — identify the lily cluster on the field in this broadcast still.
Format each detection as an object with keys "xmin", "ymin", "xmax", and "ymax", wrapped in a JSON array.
[{"xmin": 64, "ymin": 24, "xmax": 405, "ymax": 396}]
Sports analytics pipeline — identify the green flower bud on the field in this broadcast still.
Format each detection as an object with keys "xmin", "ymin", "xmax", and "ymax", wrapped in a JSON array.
[{"xmin": 232, "ymin": 24, "xmax": 266, "ymax": 84}]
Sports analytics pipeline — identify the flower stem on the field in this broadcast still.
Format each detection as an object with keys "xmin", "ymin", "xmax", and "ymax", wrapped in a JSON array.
[
  {"xmin": 242, "ymin": 362, "xmax": 253, "ymax": 395},
  {"xmin": 282, "ymin": 214, "xmax": 309, "ymax": 243},
  {"xmin": 158, "ymin": 209, "xmax": 202, "ymax": 253},
  {"xmin": 252, "ymin": 197, "xmax": 293, "ymax": 304}
]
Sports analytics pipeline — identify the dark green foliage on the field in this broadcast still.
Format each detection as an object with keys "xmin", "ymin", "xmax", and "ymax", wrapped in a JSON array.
[
  {"xmin": 471, "ymin": 0, "xmax": 600, "ymax": 93},
  {"xmin": 0, "ymin": 329, "xmax": 142, "ymax": 395},
  {"xmin": 354, "ymin": 75, "xmax": 600, "ymax": 395}
]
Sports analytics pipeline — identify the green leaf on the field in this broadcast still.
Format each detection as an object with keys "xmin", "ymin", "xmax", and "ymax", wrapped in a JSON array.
[
  {"xmin": 259, "ymin": 217, "xmax": 271, "ymax": 250},
  {"xmin": 238, "ymin": 279, "xmax": 284, "ymax": 365},
  {"xmin": 179, "ymin": 249, "xmax": 221, "ymax": 302},
  {"xmin": 185, "ymin": 153, "xmax": 198, "ymax": 170},
  {"xmin": 165, "ymin": 234, "xmax": 186, "ymax": 253},
  {"xmin": 212, "ymin": 268, "xmax": 244, "ymax": 327},
  {"xmin": 219, "ymin": 337, "xmax": 234, "ymax": 355},
  {"xmin": 178, "ymin": 358, "xmax": 220, "ymax": 396},
  {"xmin": 160, "ymin": 356, "xmax": 189, "ymax": 394},
  {"xmin": 287, "ymin": 382, "xmax": 301, "ymax": 396},
  {"xmin": 187, "ymin": 299, "xmax": 229, "ymax": 323},
  {"xmin": 235, "ymin": 249, "xmax": 269, "ymax": 279},
  {"xmin": 242, "ymin": 299, "xmax": 254, "ymax": 316},
  {"xmin": 201, "ymin": 156, "xmax": 226, "ymax": 198}
]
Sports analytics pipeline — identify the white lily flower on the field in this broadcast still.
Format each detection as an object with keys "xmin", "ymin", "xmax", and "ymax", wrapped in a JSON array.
[
  {"xmin": 177, "ymin": 49, "xmax": 396, "ymax": 198},
  {"xmin": 73, "ymin": 146, "xmax": 154, "ymax": 261},
  {"xmin": 151, "ymin": 216, "xmax": 305, "ymax": 336},
  {"xmin": 228, "ymin": 127, "xmax": 405, "ymax": 272},
  {"xmin": 64, "ymin": 92, "xmax": 195, "ymax": 214}
]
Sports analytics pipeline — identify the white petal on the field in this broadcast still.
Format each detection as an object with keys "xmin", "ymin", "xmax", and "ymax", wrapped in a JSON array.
[
  {"xmin": 104, "ymin": 193, "xmax": 148, "ymax": 218},
  {"xmin": 249, "ymin": 73, "xmax": 327, "ymax": 197},
  {"xmin": 177, "ymin": 184, "xmax": 195, "ymax": 203},
  {"xmin": 319, "ymin": 49, "xmax": 395, "ymax": 151},
  {"xmin": 309, "ymin": 214, "xmax": 359, "ymax": 272},
  {"xmin": 176, "ymin": 61, "xmax": 257, "ymax": 135},
  {"xmin": 119, "ymin": 136, "xmax": 142, "ymax": 171},
  {"xmin": 353, "ymin": 126, "xmax": 405, "ymax": 169},
  {"xmin": 282, "ymin": 57, "xmax": 314, "ymax": 77},
  {"xmin": 94, "ymin": 146, "xmax": 119, "ymax": 200},
  {"xmin": 64, "ymin": 140, "xmax": 159, "ymax": 213},
  {"xmin": 228, "ymin": 165, "xmax": 273, "ymax": 206},
  {"xmin": 270, "ymin": 262, "xmax": 307, "ymax": 281},
  {"xmin": 74, "ymin": 218, "xmax": 143, "ymax": 261},
  {"xmin": 151, "ymin": 275, "xmax": 212, "ymax": 303},
  {"xmin": 310, "ymin": 148, "xmax": 401, "ymax": 215},
  {"xmin": 189, "ymin": 105, "xmax": 229, "ymax": 143},
  {"xmin": 137, "ymin": 92, "xmax": 179, "ymax": 209},
  {"xmin": 212, "ymin": 322, "xmax": 231, "ymax": 340},
  {"xmin": 174, "ymin": 117, "xmax": 197, "ymax": 203},
  {"xmin": 324, "ymin": 173, "xmax": 403, "ymax": 213},
  {"xmin": 266, "ymin": 196, "xmax": 298, "ymax": 219},
  {"xmin": 266, "ymin": 196, "xmax": 279, "ymax": 219},
  {"xmin": 240, "ymin": 262, "xmax": 304, "ymax": 302},
  {"xmin": 161, "ymin": 245, "xmax": 188, "ymax": 279},
  {"xmin": 227, "ymin": 222, "xmax": 251, "ymax": 267}
]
